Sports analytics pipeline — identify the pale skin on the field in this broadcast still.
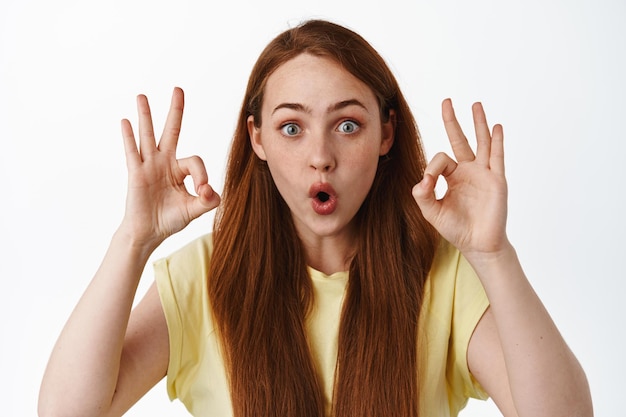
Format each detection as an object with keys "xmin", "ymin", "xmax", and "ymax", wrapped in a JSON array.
[
  {"xmin": 413, "ymin": 101, "xmax": 593, "ymax": 416},
  {"xmin": 39, "ymin": 67, "xmax": 592, "ymax": 416},
  {"xmin": 247, "ymin": 54, "xmax": 396, "ymax": 274}
]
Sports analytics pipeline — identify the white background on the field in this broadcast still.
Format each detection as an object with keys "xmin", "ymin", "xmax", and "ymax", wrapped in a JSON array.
[{"xmin": 1, "ymin": 0, "xmax": 624, "ymax": 416}]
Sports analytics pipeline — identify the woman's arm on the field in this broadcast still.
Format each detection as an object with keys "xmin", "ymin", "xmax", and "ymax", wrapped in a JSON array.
[
  {"xmin": 38, "ymin": 235, "xmax": 167, "ymax": 417},
  {"xmin": 38, "ymin": 88, "xmax": 220, "ymax": 417},
  {"xmin": 412, "ymin": 99, "xmax": 592, "ymax": 417},
  {"xmin": 467, "ymin": 249, "xmax": 592, "ymax": 417}
]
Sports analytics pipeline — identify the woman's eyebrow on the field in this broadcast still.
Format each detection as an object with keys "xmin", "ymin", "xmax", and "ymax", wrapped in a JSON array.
[
  {"xmin": 272, "ymin": 99, "xmax": 369, "ymax": 115},
  {"xmin": 272, "ymin": 102, "xmax": 311, "ymax": 115},
  {"xmin": 327, "ymin": 99, "xmax": 369, "ymax": 114}
]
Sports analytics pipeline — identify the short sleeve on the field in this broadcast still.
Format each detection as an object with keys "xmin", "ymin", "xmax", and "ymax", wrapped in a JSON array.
[
  {"xmin": 154, "ymin": 234, "xmax": 214, "ymax": 401},
  {"xmin": 419, "ymin": 240, "xmax": 491, "ymax": 416},
  {"xmin": 446, "ymin": 251, "xmax": 490, "ymax": 407}
]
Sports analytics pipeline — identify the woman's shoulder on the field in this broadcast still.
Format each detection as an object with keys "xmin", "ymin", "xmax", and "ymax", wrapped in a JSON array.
[
  {"xmin": 429, "ymin": 238, "xmax": 464, "ymax": 281},
  {"xmin": 153, "ymin": 233, "xmax": 214, "ymax": 312},
  {"xmin": 162, "ymin": 233, "xmax": 214, "ymax": 262},
  {"xmin": 425, "ymin": 238, "xmax": 486, "ymax": 318},
  {"xmin": 154, "ymin": 233, "xmax": 214, "ymax": 276}
]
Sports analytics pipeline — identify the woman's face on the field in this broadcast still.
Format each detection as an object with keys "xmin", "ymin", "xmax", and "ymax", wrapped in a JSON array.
[{"xmin": 248, "ymin": 53, "xmax": 394, "ymax": 247}]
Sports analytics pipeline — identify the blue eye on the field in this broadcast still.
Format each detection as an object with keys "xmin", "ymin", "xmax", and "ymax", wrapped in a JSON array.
[
  {"xmin": 281, "ymin": 123, "xmax": 301, "ymax": 136},
  {"xmin": 338, "ymin": 120, "xmax": 359, "ymax": 134}
]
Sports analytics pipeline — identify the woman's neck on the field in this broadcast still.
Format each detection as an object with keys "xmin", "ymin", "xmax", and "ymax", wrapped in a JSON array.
[{"xmin": 300, "ymin": 232, "xmax": 356, "ymax": 275}]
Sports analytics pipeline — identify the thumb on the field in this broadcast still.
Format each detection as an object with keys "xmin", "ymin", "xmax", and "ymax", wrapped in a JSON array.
[
  {"xmin": 412, "ymin": 173, "xmax": 440, "ymax": 223},
  {"xmin": 188, "ymin": 183, "xmax": 221, "ymax": 220}
]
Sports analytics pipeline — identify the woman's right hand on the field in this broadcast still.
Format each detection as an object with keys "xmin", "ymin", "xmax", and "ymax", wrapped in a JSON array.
[{"xmin": 119, "ymin": 87, "xmax": 220, "ymax": 251}]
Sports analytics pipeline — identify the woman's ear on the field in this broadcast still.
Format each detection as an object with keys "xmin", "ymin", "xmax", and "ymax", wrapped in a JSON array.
[
  {"xmin": 247, "ymin": 115, "xmax": 267, "ymax": 161},
  {"xmin": 379, "ymin": 109, "xmax": 396, "ymax": 156}
]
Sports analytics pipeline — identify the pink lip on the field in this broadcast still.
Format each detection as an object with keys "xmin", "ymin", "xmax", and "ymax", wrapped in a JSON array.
[{"xmin": 309, "ymin": 182, "xmax": 338, "ymax": 215}]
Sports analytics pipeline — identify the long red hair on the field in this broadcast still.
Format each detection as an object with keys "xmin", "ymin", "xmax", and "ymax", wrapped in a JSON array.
[{"xmin": 208, "ymin": 19, "xmax": 438, "ymax": 417}]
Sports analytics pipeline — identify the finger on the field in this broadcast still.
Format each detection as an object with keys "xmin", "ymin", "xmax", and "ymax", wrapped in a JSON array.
[
  {"xmin": 177, "ymin": 155, "xmax": 209, "ymax": 194},
  {"xmin": 186, "ymin": 183, "xmax": 220, "ymax": 221},
  {"xmin": 195, "ymin": 183, "xmax": 221, "ymax": 212},
  {"xmin": 412, "ymin": 173, "xmax": 440, "ymax": 223},
  {"xmin": 490, "ymin": 123, "xmax": 505, "ymax": 175},
  {"xmin": 442, "ymin": 98, "xmax": 475, "ymax": 162},
  {"xmin": 178, "ymin": 155, "xmax": 221, "ymax": 218},
  {"xmin": 413, "ymin": 152, "xmax": 457, "ymax": 223},
  {"xmin": 424, "ymin": 151, "xmax": 458, "ymax": 179},
  {"xmin": 120, "ymin": 119, "xmax": 141, "ymax": 170},
  {"xmin": 159, "ymin": 87, "xmax": 185, "ymax": 153},
  {"xmin": 472, "ymin": 102, "xmax": 492, "ymax": 166},
  {"xmin": 137, "ymin": 94, "xmax": 157, "ymax": 158}
]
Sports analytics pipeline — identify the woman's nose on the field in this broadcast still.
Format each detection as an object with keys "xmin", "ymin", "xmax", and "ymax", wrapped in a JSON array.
[{"xmin": 308, "ymin": 135, "xmax": 336, "ymax": 172}]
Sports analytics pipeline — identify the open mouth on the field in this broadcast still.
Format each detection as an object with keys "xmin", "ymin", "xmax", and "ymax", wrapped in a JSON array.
[
  {"xmin": 309, "ymin": 183, "xmax": 337, "ymax": 215},
  {"xmin": 316, "ymin": 191, "xmax": 330, "ymax": 202}
]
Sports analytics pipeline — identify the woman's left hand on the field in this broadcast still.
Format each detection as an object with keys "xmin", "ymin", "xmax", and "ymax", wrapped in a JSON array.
[{"xmin": 412, "ymin": 99, "xmax": 510, "ymax": 260}]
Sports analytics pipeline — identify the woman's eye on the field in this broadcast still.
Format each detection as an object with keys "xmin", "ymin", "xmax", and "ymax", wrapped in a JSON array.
[
  {"xmin": 280, "ymin": 123, "xmax": 301, "ymax": 136},
  {"xmin": 338, "ymin": 120, "xmax": 359, "ymax": 134}
]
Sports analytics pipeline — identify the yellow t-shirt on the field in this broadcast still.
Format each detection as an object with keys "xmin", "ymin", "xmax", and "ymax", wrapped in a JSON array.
[{"xmin": 154, "ymin": 234, "xmax": 489, "ymax": 417}]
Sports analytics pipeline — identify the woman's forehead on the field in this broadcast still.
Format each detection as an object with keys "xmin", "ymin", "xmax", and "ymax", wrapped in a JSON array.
[{"xmin": 262, "ymin": 53, "xmax": 378, "ymax": 114}]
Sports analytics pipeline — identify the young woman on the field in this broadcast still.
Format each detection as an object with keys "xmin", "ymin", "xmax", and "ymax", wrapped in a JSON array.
[{"xmin": 38, "ymin": 19, "xmax": 592, "ymax": 417}]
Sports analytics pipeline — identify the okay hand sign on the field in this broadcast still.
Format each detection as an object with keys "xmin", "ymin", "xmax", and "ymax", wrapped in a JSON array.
[
  {"xmin": 413, "ymin": 99, "xmax": 509, "ymax": 260},
  {"xmin": 119, "ymin": 87, "xmax": 220, "ymax": 251}
]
